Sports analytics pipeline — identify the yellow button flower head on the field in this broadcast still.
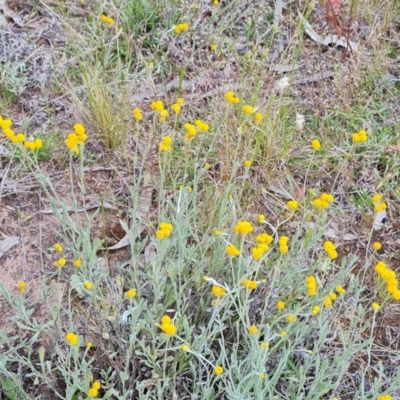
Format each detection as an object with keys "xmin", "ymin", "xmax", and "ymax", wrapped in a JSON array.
[
  {"xmin": 84, "ymin": 281, "xmax": 93, "ymax": 290},
  {"xmin": 174, "ymin": 22, "xmax": 189, "ymax": 34},
  {"xmin": 280, "ymin": 331, "xmax": 287, "ymax": 337},
  {"xmin": 194, "ymin": 119, "xmax": 209, "ymax": 132},
  {"xmin": 258, "ymin": 214, "xmax": 265, "ymax": 223},
  {"xmin": 133, "ymin": 107, "xmax": 143, "ymax": 121},
  {"xmin": 214, "ymin": 365, "xmax": 224, "ymax": 375},
  {"xmin": 161, "ymin": 315, "xmax": 171, "ymax": 324},
  {"xmin": 212, "ymin": 285, "xmax": 226, "ymax": 297},
  {"xmin": 159, "ymin": 136, "xmax": 172, "ymax": 152},
  {"xmin": 256, "ymin": 233, "xmax": 273, "ymax": 244},
  {"xmin": 210, "ymin": 44, "xmax": 217, "ymax": 51},
  {"xmin": 287, "ymin": 314, "xmax": 296, "ymax": 323},
  {"xmin": 86, "ymin": 342, "xmax": 93, "ymax": 348},
  {"xmin": 251, "ymin": 244, "xmax": 269, "ymax": 260},
  {"xmin": 242, "ymin": 279, "xmax": 257, "ymax": 290},
  {"xmin": 65, "ymin": 332, "xmax": 79, "ymax": 346},
  {"xmin": 248, "ymin": 325, "xmax": 259, "ymax": 335},
  {"xmin": 372, "ymin": 193, "xmax": 382, "ymax": 203},
  {"xmin": 243, "ymin": 105, "xmax": 255, "ymax": 114},
  {"xmin": 65, "ymin": 133, "xmax": 79, "ymax": 153},
  {"xmin": 377, "ymin": 395, "xmax": 392, "ymax": 400},
  {"xmin": 150, "ymin": 100, "xmax": 164, "ymax": 113},
  {"xmin": 18, "ymin": 281, "xmax": 26, "ymax": 294},
  {"xmin": 306, "ymin": 275, "xmax": 317, "ymax": 296},
  {"xmin": 156, "ymin": 222, "xmax": 173, "ymax": 239},
  {"xmin": 92, "ymin": 381, "xmax": 101, "ymax": 390},
  {"xmin": 375, "ymin": 203, "xmax": 387, "ymax": 212},
  {"xmin": 224, "ymin": 91, "xmax": 240, "ymax": 104},
  {"xmin": 352, "ymin": 130, "xmax": 368, "ymax": 143},
  {"xmin": 176, "ymin": 97, "xmax": 184, "ymax": 105},
  {"xmin": 55, "ymin": 258, "xmax": 66, "ymax": 267},
  {"xmin": 312, "ymin": 305, "xmax": 321, "ymax": 314},
  {"xmin": 276, "ymin": 300, "xmax": 285, "ymax": 310},
  {"xmin": 160, "ymin": 315, "xmax": 177, "ymax": 336},
  {"xmin": 278, "ymin": 235, "xmax": 289, "ymax": 254},
  {"xmin": 260, "ymin": 342, "xmax": 269, "ymax": 349},
  {"xmin": 214, "ymin": 229, "xmax": 222, "ymax": 236},
  {"xmin": 172, "ymin": 103, "xmax": 181, "ymax": 114},
  {"xmin": 184, "ymin": 123, "xmax": 197, "ymax": 140},
  {"xmin": 181, "ymin": 344, "xmax": 190, "ymax": 351},
  {"xmin": 372, "ymin": 241, "xmax": 382, "ymax": 250},
  {"xmin": 335, "ymin": 285, "xmax": 346, "ymax": 294},
  {"xmin": 126, "ymin": 289, "xmax": 136, "ymax": 298},
  {"xmin": 74, "ymin": 258, "xmax": 82, "ymax": 268},
  {"xmin": 234, "ymin": 220, "xmax": 253, "ymax": 235},
  {"xmin": 100, "ymin": 15, "xmax": 114, "ymax": 24},
  {"xmin": 311, "ymin": 139, "xmax": 321, "ymax": 150},
  {"xmin": 372, "ymin": 302, "xmax": 380, "ymax": 311},
  {"xmin": 204, "ymin": 162, "xmax": 211, "ymax": 169},
  {"xmin": 53, "ymin": 243, "xmax": 63, "ymax": 253},
  {"xmin": 287, "ymin": 200, "xmax": 299, "ymax": 210},
  {"xmin": 244, "ymin": 160, "xmax": 252, "ymax": 167},
  {"xmin": 254, "ymin": 113, "xmax": 263, "ymax": 124},
  {"xmin": 73, "ymin": 123, "xmax": 87, "ymax": 143},
  {"xmin": 226, "ymin": 244, "xmax": 240, "ymax": 256},
  {"xmin": 323, "ymin": 241, "xmax": 338, "ymax": 260},
  {"xmin": 88, "ymin": 387, "xmax": 98, "ymax": 398}
]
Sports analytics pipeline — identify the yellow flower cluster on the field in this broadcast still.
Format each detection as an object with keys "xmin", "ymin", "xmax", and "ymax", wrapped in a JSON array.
[
  {"xmin": 53, "ymin": 243, "xmax": 63, "ymax": 253},
  {"xmin": 323, "ymin": 292, "xmax": 337, "ymax": 307},
  {"xmin": 248, "ymin": 325, "xmax": 259, "ymax": 334},
  {"xmin": 18, "ymin": 281, "xmax": 26, "ymax": 294},
  {"xmin": 183, "ymin": 123, "xmax": 197, "ymax": 140},
  {"xmin": 311, "ymin": 139, "xmax": 321, "ymax": 150},
  {"xmin": 225, "ymin": 91, "xmax": 240, "ymax": 104},
  {"xmin": 251, "ymin": 243, "xmax": 269, "ymax": 260},
  {"xmin": 323, "ymin": 241, "xmax": 338, "ymax": 259},
  {"xmin": 306, "ymin": 276, "xmax": 317, "ymax": 296},
  {"xmin": 156, "ymin": 222, "xmax": 173, "ymax": 239},
  {"xmin": 55, "ymin": 258, "xmax": 66, "ymax": 267},
  {"xmin": 277, "ymin": 300, "xmax": 285, "ymax": 310},
  {"xmin": 313, "ymin": 192, "xmax": 334, "ymax": 209},
  {"xmin": 226, "ymin": 244, "xmax": 240, "ymax": 256},
  {"xmin": 234, "ymin": 220, "xmax": 254, "ymax": 235},
  {"xmin": 100, "ymin": 15, "xmax": 114, "ymax": 24},
  {"xmin": 211, "ymin": 285, "xmax": 226, "ymax": 297},
  {"xmin": 65, "ymin": 123, "xmax": 87, "ymax": 154},
  {"xmin": 126, "ymin": 288, "xmax": 136, "ymax": 298},
  {"xmin": 151, "ymin": 100, "xmax": 169, "ymax": 122},
  {"xmin": 194, "ymin": 119, "xmax": 209, "ymax": 131},
  {"xmin": 258, "ymin": 214, "xmax": 265, "ymax": 223},
  {"xmin": 372, "ymin": 193, "xmax": 387, "ymax": 212},
  {"xmin": 242, "ymin": 279, "xmax": 257, "ymax": 290},
  {"xmin": 0, "ymin": 116, "xmax": 44, "ymax": 149},
  {"xmin": 377, "ymin": 395, "xmax": 392, "ymax": 400},
  {"xmin": 159, "ymin": 136, "xmax": 172, "ymax": 152},
  {"xmin": 335, "ymin": 285, "xmax": 346, "ymax": 294},
  {"xmin": 287, "ymin": 200, "xmax": 299, "ymax": 210},
  {"xmin": 174, "ymin": 22, "xmax": 189, "ymax": 34},
  {"xmin": 375, "ymin": 261, "xmax": 400, "ymax": 300},
  {"xmin": 254, "ymin": 113, "xmax": 263, "ymax": 123},
  {"xmin": 172, "ymin": 98, "xmax": 184, "ymax": 114},
  {"xmin": 214, "ymin": 365, "xmax": 224, "ymax": 375},
  {"xmin": 160, "ymin": 315, "xmax": 177, "ymax": 336},
  {"xmin": 132, "ymin": 107, "xmax": 143, "ymax": 121},
  {"xmin": 278, "ymin": 236, "xmax": 289, "ymax": 254},
  {"xmin": 88, "ymin": 380, "xmax": 101, "ymax": 398},
  {"xmin": 312, "ymin": 305, "xmax": 321, "ymax": 314},
  {"xmin": 352, "ymin": 129, "xmax": 368, "ymax": 143},
  {"xmin": 243, "ymin": 105, "xmax": 254, "ymax": 114},
  {"xmin": 65, "ymin": 332, "xmax": 78, "ymax": 346},
  {"xmin": 255, "ymin": 233, "xmax": 273, "ymax": 244}
]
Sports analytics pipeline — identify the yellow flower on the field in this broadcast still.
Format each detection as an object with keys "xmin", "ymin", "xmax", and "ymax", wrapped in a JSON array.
[
  {"xmin": 161, "ymin": 315, "xmax": 171, "ymax": 324},
  {"xmin": 159, "ymin": 109, "xmax": 169, "ymax": 123},
  {"xmin": 214, "ymin": 229, "xmax": 222, "ymax": 236},
  {"xmin": 126, "ymin": 289, "xmax": 136, "ymax": 298},
  {"xmin": 323, "ymin": 241, "xmax": 338, "ymax": 260},
  {"xmin": 324, "ymin": 296, "xmax": 332, "ymax": 307},
  {"xmin": 92, "ymin": 381, "xmax": 101, "ymax": 390},
  {"xmin": 65, "ymin": 133, "xmax": 79, "ymax": 154},
  {"xmin": 211, "ymin": 285, "xmax": 226, "ymax": 297},
  {"xmin": 280, "ymin": 331, "xmax": 287, "ymax": 337},
  {"xmin": 372, "ymin": 194, "xmax": 382, "ymax": 203},
  {"xmin": 84, "ymin": 281, "xmax": 93, "ymax": 290},
  {"xmin": 213, "ymin": 0, "xmax": 219, "ymax": 6},
  {"xmin": 25, "ymin": 138, "xmax": 42, "ymax": 151},
  {"xmin": 184, "ymin": 123, "xmax": 197, "ymax": 140},
  {"xmin": 53, "ymin": 243, "xmax": 63, "ymax": 253},
  {"xmin": 181, "ymin": 344, "xmax": 190, "ymax": 352},
  {"xmin": 244, "ymin": 160, "xmax": 252, "ymax": 167},
  {"xmin": 86, "ymin": 342, "xmax": 93, "ymax": 348},
  {"xmin": 55, "ymin": 258, "xmax": 66, "ymax": 267},
  {"xmin": 88, "ymin": 387, "xmax": 98, "ymax": 398},
  {"xmin": 277, "ymin": 300, "xmax": 285, "ymax": 310},
  {"xmin": 375, "ymin": 203, "xmax": 387, "ymax": 212},
  {"xmin": 160, "ymin": 320, "xmax": 177, "ymax": 336},
  {"xmin": 242, "ymin": 279, "xmax": 257, "ymax": 290},
  {"xmin": 151, "ymin": 100, "xmax": 164, "ymax": 113},
  {"xmin": 287, "ymin": 200, "xmax": 299, "ymax": 210},
  {"xmin": 226, "ymin": 244, "xmax": 240, "ymax": 256},
  {"xmin": 174, "ymin": 23, "xmax": 189, "ymax": 34},
  {"xmin": 258, "ymin": 214, "xmax": 265, "ymax": 223},
  {"xmin": 133, "ymin": 107, "xmax": 143, "ymax": 121},
  {"xmin": 259, "ymin": 372, "xmax": 265, "ymax": 379},
  {"xmin": 287, "ymin": 314, "xmax": 296, "ymax": 323},
  {"xmin": 248, "ymin": 325, "xmax": 259, "ymax": 335},
  {"xmin": 11, "ymin": 133, "xmax": 25, "ymax": 143},
  {"xmin": 377, "ymin": 395, "xmax": 392, "ymax": 400},
  {"xmin": 176, "ymin": 97, "xmax": 184, "ymax": 105},
  {"xmin": 204, "ymin": 162, "xmax": 211, "ymax": 169},
  {"xmin": 254, "ymin": 113, "xmax": 263, "ymax": 124},
  {"xmin": 172, "ymin": 103, "xmax": 181, "ymax": 114},
  {"xmin": 234, "ymin": 220, "xmax": 253, "ymax": 235},
  {"xmin": 100, "ymin": 15, "xmax": 114, "ymax": 24},
  {"xmin": 335, "ymin": 285, "xmax": 346, "ymax": 294},
  {"xmin": 312, "ymin": 305, "xmax": 321, "ymax": 315},
  {"xmin": 65, "ymin": 332, "xmax": 78, "ymax": 346},
  {"xmin": 210, "ymin": 44, "xmax": 217, "ymax": 51},
  {"xmin": 214, "ymin": 365, "xmax": 224, "ymax": 375},
  {"xmin": 311, "ymin": 139, "xmax": 321, "ymax": 150},
  {"xmin": 260, "ymin": 342, "xmax": 269, "ymax": 349},
  {"xmin": 372, "ymin": 242, "xmax": 382, "ymax": 250},
  {"xmin": 224, "ymin": 91, "xmax": 240, "ymax": 104},
  {"xmin": 74, "ymin": 258, "xmax": 82, "ymax": 268},
  {"xmin": 329, "ymin": 292, "xmax": 337, "ymax": 300},
  {"xmin": 256, "ymin": 233, "xmax": 273, "ymax": 244},
  {"xmin": 278, "ymin": 235, "xmax": 289, "ymax": 254},
  {"xmin": 18, "ymin": 281, "xmax": 26, "ymax": 294},
  {"xmin": 243, "ymin": 105, "xmax": 254, "ymax": 114},
  {"xmin": 306, "ymin": 276, "xmax": 317, "ymax": 296},
  {"xmin": 352, "ymin": 130, "xmax": 368, "ymax": 143},
  {"xmin": 159, "ymin": 136, "xmax": 172, "ymax": 152},
  {"xmin": 251, "ymin": 245, "xmax": 268, "ymax": 260},
  {"xmin": 156, "ymin": 222, "xmax": 173, "ymax": 239},
  {"xmin": 372, "ymin": 302, "xmax": 380, "ymax": 311},
  {"xmin": 194, "ymin": 119, "xmax": 209, "ymax": 132}
]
